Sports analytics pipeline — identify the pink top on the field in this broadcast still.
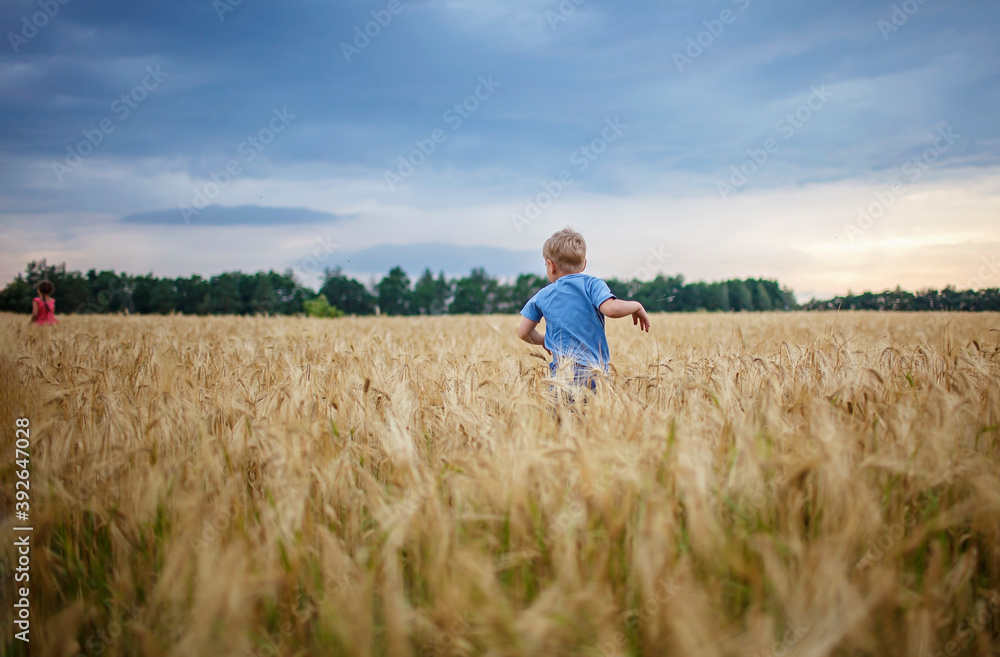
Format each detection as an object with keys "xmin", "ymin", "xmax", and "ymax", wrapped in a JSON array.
[{"xmin": 33, "ymin": 296, "xmax": 59, "ymax": 325}]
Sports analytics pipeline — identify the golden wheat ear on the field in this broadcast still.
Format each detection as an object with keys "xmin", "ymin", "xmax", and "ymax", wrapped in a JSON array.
[{"xmin": 8, "ymin": 311, "xmax": 997, "ymax": 656}]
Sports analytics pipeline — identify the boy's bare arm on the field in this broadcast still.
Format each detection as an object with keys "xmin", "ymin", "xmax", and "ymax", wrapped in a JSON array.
[
  {"xmin": 517, "ymin": 317, "xmax": 547, "ymax": 347},
  {"xmin": 599, "ymin": 298, "xmax": 651, "ymax": 332}
]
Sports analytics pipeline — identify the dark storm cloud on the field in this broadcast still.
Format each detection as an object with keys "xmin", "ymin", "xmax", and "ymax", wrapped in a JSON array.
[{"xmin": 1, "ymin": 0, "xmax": 995, "ymax": 188}]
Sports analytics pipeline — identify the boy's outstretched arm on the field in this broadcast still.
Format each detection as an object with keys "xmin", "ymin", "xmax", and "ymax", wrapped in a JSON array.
[
  {"xmin": 517, "ymin": 317, "xmax": 547, "ymax": 348},
  {"xmin": 599, "ymin": 298, "xmax": 651, "ymax": 332}
]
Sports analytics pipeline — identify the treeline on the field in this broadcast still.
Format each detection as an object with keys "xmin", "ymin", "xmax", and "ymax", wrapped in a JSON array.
[
  {"xmin": 0, "ymin": 262, "xmax": 313, "ymax": 316},
  {"xmin": 326, "ymin": 268, "xmax": 797, "ymax": 314},
  {"xmin": 3, "ymin": 261, "xmax": 995, "ymax": 315},
  {"xmin": 803, "ymin": 287, "xmax": 1000, "ymax": 312},
  {"xmin": 0, "ymin": 261, "xmax": 798, "ymax": 316}
]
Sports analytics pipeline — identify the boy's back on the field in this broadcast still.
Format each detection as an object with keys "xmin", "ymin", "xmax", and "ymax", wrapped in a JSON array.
[
  {"xmin": 520, "ymin": 273, "xmax": 615, "ymax": 376},
  {"xmin": 516, "ymin": 227, "xmax": 649, "ymax": 383}
]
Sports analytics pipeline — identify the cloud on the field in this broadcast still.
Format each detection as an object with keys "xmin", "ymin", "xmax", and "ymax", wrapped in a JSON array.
[
  {"xmin": 2, "ymin": 0, "xmax": 999, "ymax": 298},
  {"xmin": 119, "ymin": 205, "xmax": 347, "ymax": 227}
]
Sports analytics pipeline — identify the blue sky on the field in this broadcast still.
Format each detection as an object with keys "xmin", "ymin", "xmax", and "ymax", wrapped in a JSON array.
[{"xmin": 1, "ymin": 0, "xmax": 998, "ymax": 299}]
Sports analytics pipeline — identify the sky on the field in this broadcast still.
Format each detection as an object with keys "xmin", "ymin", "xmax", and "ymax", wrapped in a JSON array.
[{"xmin": 1, "ymin": 0, "xmax": 998, "ymax": 300}]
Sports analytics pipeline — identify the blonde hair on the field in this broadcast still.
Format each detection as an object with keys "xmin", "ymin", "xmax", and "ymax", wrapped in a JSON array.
[{"xmin": 543, "ymin": 227, "xmax": 587, "ymax": 273}]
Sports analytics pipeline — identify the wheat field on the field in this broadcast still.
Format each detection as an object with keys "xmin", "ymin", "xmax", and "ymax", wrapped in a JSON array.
[{"xmin": 1, "ymin": 311, "xmax": 999, "ymax": 656}]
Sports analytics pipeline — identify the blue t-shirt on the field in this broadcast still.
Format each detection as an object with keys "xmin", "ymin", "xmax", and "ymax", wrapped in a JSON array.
[{"xmin": 520, "ymin": 273, "xmax": 616, "ymax": 376}]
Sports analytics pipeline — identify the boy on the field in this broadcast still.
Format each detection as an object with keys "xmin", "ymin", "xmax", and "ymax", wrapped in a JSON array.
[{"xmin": 517, "ymin": 228, "xmax": 650, "ymax": 387}]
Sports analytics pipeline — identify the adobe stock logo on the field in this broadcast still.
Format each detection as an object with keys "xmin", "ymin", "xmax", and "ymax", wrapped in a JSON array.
[
  {"xmin": 716, "ymin": 84, "xmax": 834, "ymax": 200},
  {"xmin": 877, "ymin": 0, "xmax": 932, "ymax": 40},
  {"xmin": 384, "ymin": 75, "xmax": 501, "ymax": 191},
  {"xmin": 545, "ymin": 0, "xmax": 587, "ymax": 31},
  {"xmin": 964, "ymin": 255, "xmax": 999, "ymax": 291},
  {"xmin": 213, "ymin": 0, "xmax": 245, "ymax": 22},
  {"xmin": 672, "ymin": 0, "xmax": 751, "ymax": 73},
  {"xmin": 52, "ymin": 65, "xmax": 170, "ymax": 182},
  {"xmin": 340, "ymin": 0, "xmax": 406, "ymax": 63},
  {"xmin": 510, "ymin": 117, "xmax": 628, "ymax": 233},
  {"xmin": 842, "ymin": 124, "xmax": 959, "ymax": 242},
  {"xmin": 632, "ymin": 246, "xmax": 671, "ymax": 281},
  {"xmin": 179, "ymin": 107, "xmax": 296, "ymax": 222},
  {"xmin": 7, "ymin": 0, "xmax": 71, "ymax": 54}
]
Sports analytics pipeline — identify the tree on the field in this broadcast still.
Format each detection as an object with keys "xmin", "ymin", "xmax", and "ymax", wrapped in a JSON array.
[
  {"xmin": 412, "ymin": 269, "xmax": 453, "ymax": 315},
  {"xmin": 130, "ymin": 274, "xmax": 156, "ymax": 313},
  {"xmin": 704, "ymin": 281, "xmax": 730, "ymax": 311},
  {"xmin": 728, "ymin": 279, "xmax": 754, "ymax": 312},
  {"xmin": 604, "ymin": 277, "xmax": 629, "ymax": 301},
  {"xmin": 752, "ymin": 280, "xmax": 773, "ymax": 311},
  {"xmin": 23, "ymin": 260, "xmax": 90, "ymax": 312},
  {"xmin": 204, "ymin": 272, "xmax": 242, "ymax": 314},
  {"xmin": 412, "ymin": 269, "xmax": 438, "ymax": 315},
  {"xmin": 174, "ymin": 275, "xmax": 210, "ymax": 315},
  {"xmin": 432, "ymin": 271, "xmax": 452, "ymax": 315},
  {"xmin": 631, "ymin": 274, "xmax": 683, "ymax": 312},
  {"xmin": 0, "ymin": 274, "xmax": 33, "ymax": 313},
  {"xmin": 271, "ymin": 270, "xmax": 312, "ymax": 315},
  {"xmin": 320, "ymin": 268, "xmax": 376, "ymax": 315},
  {"xmin": 501, "ymin": 273, "xmax": 547, "ymax": 314},
  {"xmin": 250, "ymin": 274, "xmax": 277, "ymax": 315},
  {"xmin": 632, "ymin": 274, "xmax": 665, "ymax": 311},
  {"xmin": 148, "ymin": 278, "xmax": 179, "ymax": 314},
  {"xmin": 0, "ymin": 261, "xmax": 90, "ymax": 313},
  {"xmin": 451, "ymin": 268, "xmax": 495, "ymax": 314},
  {"xmin": 376, "ymin": 266, "xmax": 412, "ymax": 315},
  {"xmin": 84, "ymin": 269, "xmax": 134, "ymax": 313},
  {"xmin": 303, "ymin": 294, "xmax": 344, "ymax": 318}
]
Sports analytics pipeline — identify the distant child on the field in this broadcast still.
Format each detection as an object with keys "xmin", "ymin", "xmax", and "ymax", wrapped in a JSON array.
[
  {"xmin": 31, "ymin": 280, "xmax": 59, "ymax": 325},
  {"xmin": 517, "ymin": 228, "xmax": 649, "ymax": 388}
]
